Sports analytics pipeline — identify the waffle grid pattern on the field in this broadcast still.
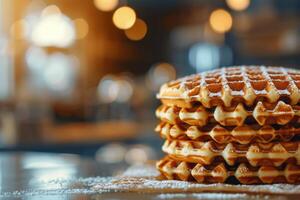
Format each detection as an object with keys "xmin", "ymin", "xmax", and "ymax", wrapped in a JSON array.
[
  {"xmin": 155, "ymin": 123, "xmax": 300, "ymax": 144},
  {"xmin": 156, "ymin": 101, "xmax": 300, "ymax": 127},
  {"xmin": 162, "ymin": 139, "xmax": 300, "ymax": 167},
  {"xmin": 156, "ymin": 66, "xmax": 300, "ymax": 184},
  {"xmin": 158, "ymin": 66, "xmax": 300, "ymax": 108},
  {"xmin": 157, "ymin": 156, "xmax": 300, "ymax": 184}
]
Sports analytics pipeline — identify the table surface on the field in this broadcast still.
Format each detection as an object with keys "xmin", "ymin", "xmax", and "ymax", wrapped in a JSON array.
[{"xmin": 0, "ymin": 152, "xmax": 298, "ymax": 200}]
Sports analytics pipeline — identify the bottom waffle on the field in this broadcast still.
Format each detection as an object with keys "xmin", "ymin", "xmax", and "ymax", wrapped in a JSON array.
[{"xmin": 156, "ymin": 156, "xmax": 300, "ymax": 184}]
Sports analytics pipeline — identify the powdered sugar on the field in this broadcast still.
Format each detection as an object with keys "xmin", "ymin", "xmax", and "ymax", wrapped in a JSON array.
[
  {"xmin": 156, "ymin": 193, "xmax": 252, "ymax": 199},
  {"xmin": 4, "ymin": 163, "xmax": 296, "ymax": 197},
  {"xmin": 92, "ymin": 163, "xmax": 300, "ymax": 195},
  {"xmin": 122, "ymin": 163, "xmax": 160, "ymax": 177}
]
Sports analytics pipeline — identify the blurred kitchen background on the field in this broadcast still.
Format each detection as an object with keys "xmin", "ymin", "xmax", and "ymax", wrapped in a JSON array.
[{"xmin": 0, "ymin": 0, "xmax": 299, "ymax": 165}]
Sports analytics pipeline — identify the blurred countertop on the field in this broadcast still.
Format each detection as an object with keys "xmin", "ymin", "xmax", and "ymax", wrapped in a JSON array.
[{"xmin": 44, "ymin": 120, "xmax": 141, "ymax": 143}]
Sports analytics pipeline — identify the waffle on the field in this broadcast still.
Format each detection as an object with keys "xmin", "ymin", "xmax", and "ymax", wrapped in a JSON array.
[
  {"xmin": 157, "ymin": 156, "xmax": 300, "ymax": 184},
  {"xmin": 162, "ymin": 139, "xmax": 300, "ymax": 167},
  {"xmin": 157, "ymin": 66, "xmax": 300, "ymax": 108},
  {"xmin": 156, "ymin": 101, "xmax": 300, "ymax": 126},
  {"xmin": 155, "ymin": 122, "xmax": 300, "ymax": 144}
]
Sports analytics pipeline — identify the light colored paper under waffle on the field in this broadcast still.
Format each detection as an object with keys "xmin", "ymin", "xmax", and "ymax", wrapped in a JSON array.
[
  {"xmin": 162, "ymin": 139, "xmax": 300, "ymax": 167},
  {"xmin": 93, "ymin": 163, "xmax": 300, "ymax": 195},
  {"xmin": 155, "ymin": 123, "xmax": 300, "ymax": 144},
  {"xmin": 157, "ymin": 66, "xmax": 300, "ymax": 108},
  {"xmin": 157, "ymin": 156, "xmax": 300, "ymax": 184},
  {"xmin": 156, "ymin": 101, "xmax": 300, "ymax": 126}
]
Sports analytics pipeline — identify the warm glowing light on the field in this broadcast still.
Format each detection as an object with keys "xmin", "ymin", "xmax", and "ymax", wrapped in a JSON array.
[
  {"xmin": 125, "ymin": 145, "xmax": 154, "ymax": 164},
  {"xmin": 44, "ymin": 53, "xmax": 77, "ymax": 94},
  {"xmin": 125, "ymin": 148, "xmax": 147, "ymax": 164},
  {"xmin": 10, "ymin": 19, "xmax": 27, "ymax": 39},
  {"xmin": 97, "ymin": 75, "xmax": 134, "ymax": 103},
  {"xmin": 97, "ymin": 75, "xmax": 117, "ymax": 103},
  {"xmin": 125, "ymin": 18, "xmax": 147, "ymax": 41},
  {"xmin": 94, "ymin": 0, "xmax": 118, "ymax": 11},
  {"xmin": 41, "ymin": 5, "xmax": 61, "ymax": 17},
  {"xmin": 96, "ymin": 143, "xmax": 126, "ymax": 163},
  {"xmin": 209, "ymin": 9, "xmax": 233, "ymax": 33},
  {"xmin": 31, "ymin": 14, "xmax": 75, "ymax": 47},
  {"xmin": 114, "ymin": 79, "xmax": 133, "ymax": 102},
  {"xmin": 25, "ymin": 46, "xmax": 47, "ymax": 71},
  {"xmin": 226, "ymin": 0, "xmax": 250, "ymax": 11},
  {"xmin": 113, "ymin": 6, "xmax": 136, "ymax": 30},
  {"xmin": 74, "ymin": 18, "xmax": 89, "ymax": 39},
  {"xmin": 146, "ymin": 62, "xmax": 176, "ymax": 91},
  {"xmin": 152, "ymin": 63, "xmax": 176, "ymax": 81}
]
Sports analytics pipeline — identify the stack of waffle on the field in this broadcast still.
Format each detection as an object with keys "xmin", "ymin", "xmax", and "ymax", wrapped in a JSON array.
[{"xmin": 155, "ymin": 66, "xmax": 300, "ymax": 184}]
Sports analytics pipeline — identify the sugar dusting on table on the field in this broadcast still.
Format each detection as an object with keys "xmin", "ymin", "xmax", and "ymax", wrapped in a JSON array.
[
  {"xmin": 121, "ymin": 163, "xmax": 160, "ymax": 177},
  {"xmin": 1, "ymin": 163, "xmax": 299, "ymax": 197},
  {"xmin": 91, "ymin": 163, "xmax": 300, "ymax": 195},
  {"xmin": 156, "ymin": 193, "xmax": 257, "ymax": 199}
]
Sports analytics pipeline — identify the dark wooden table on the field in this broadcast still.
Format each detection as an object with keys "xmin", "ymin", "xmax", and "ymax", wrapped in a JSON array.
[{"xmin": 0, "ymin": 152, "xmax": 298, "ymax": 199}]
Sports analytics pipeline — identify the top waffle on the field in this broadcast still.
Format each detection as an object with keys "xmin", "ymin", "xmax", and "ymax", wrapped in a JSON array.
[{"xmin": 157, "ymin": 66, "xmax": 300, "ymax": 108}]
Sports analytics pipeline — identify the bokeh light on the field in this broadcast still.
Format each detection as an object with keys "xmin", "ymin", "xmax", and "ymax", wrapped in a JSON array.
[
  {"xmin": 25, "ymin": 46, "xmax": 47, "ymax": 71},
  {"xmin": 189, "ymin": 43, "xmax": 220, "ymax": 72},
  {"xmin": 41, "ymin": 5, "xmax": 61, "ymax": 17},
  {"xmin": 97, "ymin": 75, "xmax": 134, "ymax": 103},
  {"xmin": 146, "ymin": 62, "xmax": 176, "ymax": 91},
  {"xmin": 31, "ymin": 13, "xmax": 75, "ymax": 47},
  {"xmin": 189, "ymin": 43, "xmax": 233, "ymax": 72},
  {"xmin": 10, "ymin": 19, "xmax": 27, "ymax": 40},
  {"xmin": 125, "ymin": 18, "xmax": 147, "ymax": 41},
  {"xmin": 209, "ymin": 9, "xmax": 233, "ymax": 33},
  {"xmin": 96, "ymin": 143, "xmax": 126, "ymax": 163},
  {"xmin": 226, "ymin": 0, "xmax": 250, "ymax": 11},
  {"xmin": 125, "ymin": 145, "xmax": 155, "ymax": 165},
  {"xmin": 115, "ymin": 79, "xmax": 134, "ymax": 102},
  {"xmin": 97, "ymin": 75, "xmax": 118, "ymax": 103},
  {"xmin": 43, "ymin": 53, "xmax": 77, "ymax": 95},
  {"xmin": 26, "ymin": 0, "xmax": 47, "ymax": 14},
  {"xmin": 113, "ymin": 6, "xmax": 136, "ymax": 30},
  {"xmin": 74, "ymin": 18, "xmax": 89, "ymax": 39},
  {"xmin": 94, "ymin": 0, "xmax": 119, "ymax": 12}
]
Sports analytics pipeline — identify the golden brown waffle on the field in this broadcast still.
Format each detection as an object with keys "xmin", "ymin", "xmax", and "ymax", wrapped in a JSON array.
[
  {"xmin": 156, "ymin": 101, "xmax": 300, "ymax": 126},
  {"xmin": 157, "ymin": 156, "xmax": 300, "ymax": 184},
  {"xmin": 162, "ymin": 139, "xmax": 300, "ymax": 167},
  {"xmin": 157, "ymin": 66, "xmax": 300, "ymax": 108},
  {"xmin": 155, "ymin": 122, "xmax": 300, "ymax": 144}
]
